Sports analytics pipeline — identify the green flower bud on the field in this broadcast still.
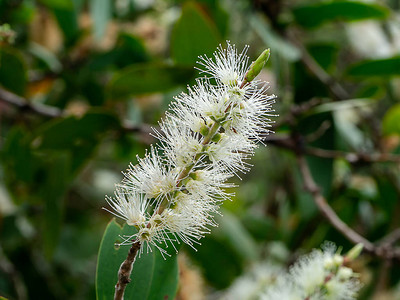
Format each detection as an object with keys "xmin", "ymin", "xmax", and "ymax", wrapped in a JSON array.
[
  {"xmin": 244, "ymin": 48, "xmax": 270, "ymax": 84},
  {"xmin": 212, "ymin": 133, "xmax": 223, "ymax": 143},
  {"xmin": 346, "ymin": 243, "xmax": 364, "ymax": 261},
  {"xmin": 200, "ymin": 124, "xmax": 210, "ymax": 136}
]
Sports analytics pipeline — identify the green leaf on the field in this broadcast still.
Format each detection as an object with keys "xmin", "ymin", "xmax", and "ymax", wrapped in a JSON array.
[
  {"xmin": 88, "ymin": 34, "xmax": 149, "ymax": 70},
  {"xmin": 107, "ymin": 63, "xmax": 195, "ymax": 100},
  {"xmin": 39, "ymin": 0, "xmax": 74, "ymax": 9},
  {"xmin": 0, "ymin": 47, "xmax": 27, "ymax": 95},
  {"xmin": 346, "ymin": 57, "xmax": 400, "ymax": 78},
  {"xmin": 382, "ymin": 104, "xmax": 400, "ymax": 136},
  {"xmin": 51, "ymin": 1, "xmax": 80, "ymax": 42},
  {"xmin": 250, "ymin": 14, "xmax": 301, "ymax": 62},
  {"xmin": 299, "ymin": 113, "xmax": 335, "ymax": 197},
  {"xmin": 96, "ymin": 219, "xmax": 179, "ymax": 300},
  {"xmin": 33, "ymin": 111, "xmax": 120, "ymax": 172},
  {"xmin": 8, "ymin": 2, "xmax": 36, "ymax": 24},
  {"xmin": 188, "ymin": 235, "xmax": 241, "ymax": 288},
  {"xmin": 33, "ymin": 111, "xmax": 120, "ymax": 149},
  {"xmin": 147, "ymin": 250, "xmax": 179, "ymax": 300},
  {"xmin": 355, "ymin": 84, "xmax": 386, "ymax": 99},
  {"xmin": 90, "ymin": 0, "xmax": 112, "ymax": 40},
  {"xmin": 28, "ymin": 43, "xmax": 63, "ymax": 73},
  {"xmin": 216, "ymin": 210, "xmax": 258, "ymax": 262},
  {"xmin": 293, "ymin": 1, "xmax": 390, "ymax": 28},
  {"xmin": 308, "ymin": 44, "xmax": 338, "ymax": 72},
  {"xmin": 187, "ymin": 210, "xmax": 258, "ymax": 289},
  {"xmin": 42, "ymin": 152, "xmax": 71, "ymax": 258},
  {"xmin": 171, "ymin": 2, "xmax": 220, "ymax": 65}
]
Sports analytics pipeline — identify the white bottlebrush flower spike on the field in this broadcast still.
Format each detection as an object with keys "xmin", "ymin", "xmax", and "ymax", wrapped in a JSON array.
[{"xmin": 105, "ymin": 42, "xmax": 276, "ymax": 256}]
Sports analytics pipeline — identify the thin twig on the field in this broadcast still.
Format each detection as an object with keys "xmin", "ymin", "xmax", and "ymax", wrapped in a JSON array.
[
  {"xmin": 298, "ymin": 155, "xmax": 400, "ymax": 260},
  {"xmin": 297, "ymin": 155, "xmax": 375, "ymax": 252},
  {"xmin": 0, "ymin": 87, "xmax": 149, "ymax": 134},
  {"xmin": 0, "ymin": 88, "xmax": 63, "ymax": 118},
  {"xmin": 287, "ymin": 29, "xmax": 349, "ymax": 100},
  {"xmin": 114, "ymin": 241, "xmax": 142, "ymax": 300},
  {"xmin": 305, "ymin": 147, "xmax": 400, "ymax": 164},
  {"xmin": 379, "ymin": 228, "xmax": 400, "ymax": 247},
  {"xmin": 265, "ymin": 135, "xmax": 400, "ymax": 164}
]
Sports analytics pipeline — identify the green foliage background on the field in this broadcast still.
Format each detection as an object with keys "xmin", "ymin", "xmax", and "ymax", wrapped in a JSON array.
[{"xmin": 1, "ymin": 0, "xmax": 400, "ymax": 299}]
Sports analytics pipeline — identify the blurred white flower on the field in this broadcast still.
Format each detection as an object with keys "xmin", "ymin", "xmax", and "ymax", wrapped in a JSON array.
[
  {"xmin": 262, "ymin": 243, "xmax": 362, "ymax": 300},
  {"xmin": 346, "ymin": 21, "xmax": 394, "ymax": 58}
]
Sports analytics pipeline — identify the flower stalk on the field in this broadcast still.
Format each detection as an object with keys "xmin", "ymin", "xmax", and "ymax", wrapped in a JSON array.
[{"xmin": 114, "ymin": 241, "xmax": 141, "ymax": 300}]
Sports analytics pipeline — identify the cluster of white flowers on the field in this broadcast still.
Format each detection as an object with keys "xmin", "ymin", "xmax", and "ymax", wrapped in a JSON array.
[
  {"xmin": 262, "ymin": 243, "xmax": 363, "ymax": 300},
  {"xmin": 105, "ymin": 42, "xmax": 276, "ymax": 256}
]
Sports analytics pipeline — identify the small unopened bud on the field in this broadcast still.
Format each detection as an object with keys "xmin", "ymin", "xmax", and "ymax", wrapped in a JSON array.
[
  {"xmin": 346, "ymin": 243, "xmax": 364, "ymax": 261},
  {"xmin": 243, "ymin": 48, "xmax": 270, "ymax": 84},
  {"xmin": 150, "ymin": 214, "xmax": 163, "ymax": 226},
  {"xmin": 337, "ymin": 267, "xmax": 353, "ymax": 280},
  {"xmin": 333, "ymin": 254, "xmax": 344, "ymax": 266},
  {"xmin": 139, "ymin": 228, "xmax": 151, "ymax": 240},
  {"xmin": 190, "ymin": 170, "xmax": 205, "ymax": 181},
  {"xmin": 212, "ymin": 133, "xmax": 223, "ymax": 143},
  {"xmin": 324, "ymin": 257, "xmax": 334, "ymax": 270},
  {"xmin": 0, "ymin": 24, "xmax": 15, "ymax": 44},
  {"xmin": 200, "ymin": 125, "xmax": 210, "ymax": 136}
]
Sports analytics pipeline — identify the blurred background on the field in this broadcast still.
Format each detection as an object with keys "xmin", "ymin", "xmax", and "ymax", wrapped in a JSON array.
[{"xmin": 1, "ymin": 0, "xmax": 400, "ymax": 299}]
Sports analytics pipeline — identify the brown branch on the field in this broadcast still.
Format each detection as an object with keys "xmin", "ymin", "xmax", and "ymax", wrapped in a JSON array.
[
  {"xmin": 114, "ymin": 241, "xmax": 142, "ymax": 300},
  {"xmin": 287, "ymin": 29, "xmax": 349, "ymax": 101},
  {"xmin": 305, "ymin": 147, "xmax": 400, "ymax": 164},
  {"xmin": 298, "ymin": 155, "xmax": 375, "ymax": 252},
  {"xmin": 0, "ymin": 87, "xmax": 150, "ymax": 134},
  {"xmin": 266, "ymin": 134, "xmax": 400, "ymax": 164},
  {"xmin": 298, "ymin": 155, "xmax": 400, "ymax": 260},
  {"xmin": 0, "ymin": 88, "xmax": 63, "ymax": 118},
  {"xmin": 379, "ymin": 228, "xmax": 400, "ymax": 247}
]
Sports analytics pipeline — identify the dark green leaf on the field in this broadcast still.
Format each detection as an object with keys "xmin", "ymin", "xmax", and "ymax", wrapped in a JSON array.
[
  {"xmin": 7, "ymin": 2, "xmax": 36, "ymax": 24},
  {"xmin": 299, "ymin": 113, "xmax": 335, "ymax": 197},
  {"xmin": 189, "ymin": 235, "xmax": 241, "ymax": 288},
  {"xmin": 147, "ymin": 250, "xmax": 179, "ymax": 300},
  {"xmin": 171, "ymin": 2, "xmax": 221, "ymax": 65},
  {"xmin": 32, "ymin": 111, "xmax": 120, "ymax": 172},
  {"xmin": 293, "ymin": 1, "xmax": 390, "ymax": 28},
  {"xmin": 346, "ymin": 57, "xmax": 400, "ymax": 78},
  {"xmin": 52, "ymin": 5, "xmax": 79, "ymax": 42},
  {"xmin": 33, "ymin": 111, "xmax": 120, "ymax": 149},
  {"xmin": 107, "ymin": 64, "xmax": 195, "ymax": 100},
  {"xmin": 216, "ymin": 211, "xmax": 258, "ymax": 262},
  {"xmin": 308, "ymin": 44, "xmax": 338, "ymax": 72},
  {"xmin": 42, "ymin": 152, "xmax": 71, "ymax": 258},
  {"xmin": 250, "ymin": 14, "xmax": 301, "ymax": 62},
  {"xmin": 88, "ymin": 34, "xmax": 149, "ymax": 70},
  {"xmin": 355, "ymin": 84, "xmax": 386, "ymax": 99},
  {"xmin": 39, "ymin": 0, "xmax": 74, "ymax": 9},
  {"xmin": 187, "ymin": 211, "xmax": 257, "ymax": 289},
  {"xmin": 96, "ymin": 219, "xmax": 179, "ymax": 300},
  {"xmin": 0, "ymin": 47, "xmax": 27, "ymax": 95},
  {"xmin": 1, "ymin": 127, "xmax": 35, "ymax": 188}
]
